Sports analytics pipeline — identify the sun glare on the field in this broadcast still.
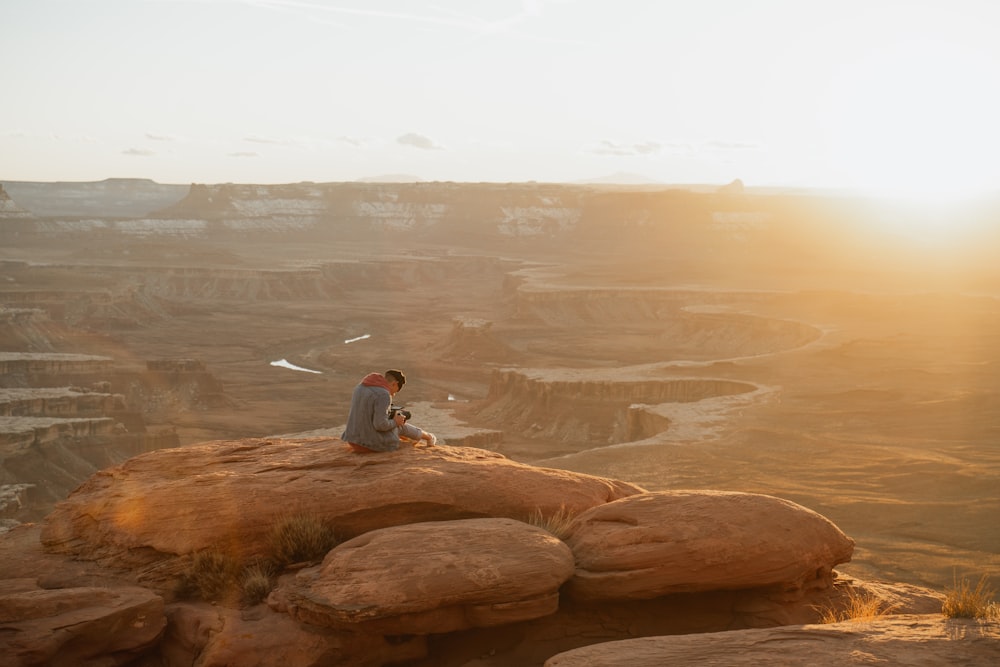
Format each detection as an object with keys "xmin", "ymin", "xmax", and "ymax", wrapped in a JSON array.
[
  {"xmin": 863, "ymin": 199, "xmax": 983, "ymax": 247},
  {"xmin": 820, "ymin": 24, "xmax": 1000, "ymax": 218}
]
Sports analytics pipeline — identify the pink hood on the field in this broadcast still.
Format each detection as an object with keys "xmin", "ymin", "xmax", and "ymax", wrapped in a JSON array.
[{"xmin": 361, "ymin": 372, "xmax": 393, "ymax": 391}]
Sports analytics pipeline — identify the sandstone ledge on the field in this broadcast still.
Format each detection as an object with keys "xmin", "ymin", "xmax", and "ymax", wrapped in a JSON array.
[
  {"xmin": 273, "ymin": 517, "xmax": 575, "ymax": 635},
  {"xmin": 565, "ymin": 490, "xmax": 855, "ymax": 601},
  {"xmin": 39, "ymin": 437, "xmax": 643, "ymax": 590},
  {"xmin": 543, "ymin": 614, "xmax": 1000, "ymax": 666},
  {"xmin": 0, "ymin": 581, "xmax": 165, "ymax": 667},
  {"xmin": 0, "ymin": 436, "xmax": 953, "ymax": 666}
]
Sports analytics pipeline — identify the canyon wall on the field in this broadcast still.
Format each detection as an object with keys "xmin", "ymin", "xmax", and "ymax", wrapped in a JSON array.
[
  {"xmin": 0, "ymin": 180, "xmax": 841, "ymax": 262},
  {"xmin": 2, "ymin": 178, "xmax": 189, "ymax": 217},
  {"xmin": 479, "ymin": 370, "xmax": 757, "ymax": 444},
  {"xmin": 6, "ymin": 180, "xmax": 996, "ymax": 285}
]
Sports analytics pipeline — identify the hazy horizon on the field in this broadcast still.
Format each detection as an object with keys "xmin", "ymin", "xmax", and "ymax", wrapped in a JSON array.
[{"xmin": 4, "ymin": 0, "xmax": 1000, "ymax": 204}]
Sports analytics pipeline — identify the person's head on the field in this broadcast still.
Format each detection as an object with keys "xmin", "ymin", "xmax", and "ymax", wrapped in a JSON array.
[{"xmin": 384, "ymin": 369, "xmax": 406, "ymax": 394}]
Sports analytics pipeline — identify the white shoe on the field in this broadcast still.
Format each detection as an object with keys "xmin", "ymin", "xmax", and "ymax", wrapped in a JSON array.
[{"xmin": 427, "ymin": 433, "xmax": 437, "ymax": 446}]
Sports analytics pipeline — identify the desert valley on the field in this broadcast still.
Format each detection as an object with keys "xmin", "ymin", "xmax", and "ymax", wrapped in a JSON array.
[{"xmin": 1, "ymin": 178, "xmax": 998, "ymax": 664}]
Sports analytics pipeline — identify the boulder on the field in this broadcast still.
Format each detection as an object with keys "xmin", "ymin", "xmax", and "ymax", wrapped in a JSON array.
[
  {"xmin": 564, "ymin": 490, "xmax": 854, "ymax": 601},
  {"xmin": 159, "ymin": 602, "xmax": 422, "ymax": 667},
  {"xmin": 0, "ymin": 583, "xmax": 165, "ymax": 667},
  {"xmin": 0, "ymin": 443, "xmax": 953, "ymax": 667},
  {"xmin": 543, "ymin": 615, "xmax": 1000, "ymax": 666},
  {"xmin": 39, "ymin": 437, "xmax": 642, "ymax": 590},
  {"xmin": 271, "ymin": 517, "xmax": 575, "ymax": 635}
]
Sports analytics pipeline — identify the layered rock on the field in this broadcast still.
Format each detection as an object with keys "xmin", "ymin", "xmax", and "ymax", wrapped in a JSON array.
[
  {"xmin": 0, "ymin": 352, "xmax": 114, "ymax": 379},
  {"xmin": 479, "ymin": 368, "xmax": 758, "ymax": 445},
  {"xmin": 2, "ymin": 179, "xmax": 188, "ymax": 217},
  {"xmin": 0, "ymin": 387, "xmax": 124, "ymax": 417},
  {"xmin": 125, "ymin": 265, "xmax": 335, "ymax": 301},
  {"xmin": 159, "ymin": 602, "xmax": 419, "ymax": 667},
  {"xmin": 0, "ymin": 353, "xmax": 192, "ymax": 527},
  {"xmin": 564, "ymin": 491, "xmax": 855, "ymax": 601},
  {"xmin": 0, "ymin": 184, "xmax": 33, "ymax": 219},
  {"xmin": 0, "ymin": 436, "xmax": 953, "ymax": 665},
  {"xmin": 273, "ymin": 518, "xmax": 575, "ymax": 634},
  {"xmin": 0, "ymin": 581, "xmax": 166, "ymax": 667},
  {"xmin": 543, "ymin": 615, "xmax": 1000, "ymax": 666},
  {"xmin": 39, "ymin": 438, "xmax": 643, "ymax": 590},
  {"xmin": 2, "ymin": 181, "xmax": 780, "ymax": 254}
]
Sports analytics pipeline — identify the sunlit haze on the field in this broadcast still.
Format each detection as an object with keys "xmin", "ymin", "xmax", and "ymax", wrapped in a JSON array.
[{"xmin": 3, "ymin": 0, "xmax": 1000, "ymax": 202}]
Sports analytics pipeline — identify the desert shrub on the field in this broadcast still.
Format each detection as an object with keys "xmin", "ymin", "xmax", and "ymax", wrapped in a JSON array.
[
  {"xmin": 268, "ymin": 514, "xmax": 339, "ymax": 567},
  {"xmin": 818, "ymin": 587, "xmax": 896, "ymax": 624},
  {"xmin": 943, "ymin": 574, "xmax": 998, "ymax": 620},
  {"xmin": 178, "ymin": 547, "xmax": 242, "ymax": 602},
  {"xmin": 526, "ymin": 505, "xmax": 578, "ymax": 540},
  {"xmin": 240, "ymin": 558, "xmax": 277, "ymax": 606}
]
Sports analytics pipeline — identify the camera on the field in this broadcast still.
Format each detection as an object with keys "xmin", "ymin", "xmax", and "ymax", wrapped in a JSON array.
[{"xmin": 389, "ymin": 405, "xmax": 411, "ymax": 421}]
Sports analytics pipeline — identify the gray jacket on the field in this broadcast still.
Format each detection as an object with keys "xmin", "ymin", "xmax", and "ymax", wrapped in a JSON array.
[{"xmin": 341, "ymin": 382, "xmax": 400, "ymax": 451}]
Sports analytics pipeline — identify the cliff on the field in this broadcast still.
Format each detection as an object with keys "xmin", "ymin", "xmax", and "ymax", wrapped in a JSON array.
[
  {"xmin": 0, "ymin": 181, "xmax": 829, "ymax": 264},
  {"xmin": 2, "ymin": 436, "xmax": 962, "ymax": 667},
  {"xmin": 2, "ymin": 179, "xmax": 998, "ymax": 664},
  {"xmin": 0, "ymin": 353, "xmax": 225, "ymax": 524},
  {"xmin": 1, "ymin": 178, "xmax": 189, "ymax": 218},
  {"xmin": 5, "ymin": 180, "xmax": 998, "ymax": 282},
  {"xmin": 0, "ymin": 184, "xmax": 33, "ymax": 219}
]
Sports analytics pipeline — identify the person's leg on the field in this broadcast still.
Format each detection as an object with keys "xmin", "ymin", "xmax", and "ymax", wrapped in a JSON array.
[
  {"xmin": 399, "ymin": 423, "xmax": 436, "ymax": 446},
  {"xmin": 398, "ymin": 423, "xmax": 423, "ymax": 443}
]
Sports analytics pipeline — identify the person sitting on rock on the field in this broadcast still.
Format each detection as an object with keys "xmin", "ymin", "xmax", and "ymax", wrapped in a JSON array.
[{"xmin": 342, "ymin": 369, "xmax": 437, "ymax": 453}]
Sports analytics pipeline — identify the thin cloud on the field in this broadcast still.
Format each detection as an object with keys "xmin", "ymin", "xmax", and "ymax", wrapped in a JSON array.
[
  {"xmin": 398, "ymin": 133, "xmax": 444, "ymax": 150},
  {"xmin": 662, "ymin": 142, "xmax": 695, "ymax": 154},
  {"xmin": 244, "ymin": 135, "xmax": 288, "ymax": 145},
  {"xmin": 229, "ymin": 151, "xmax": 260, "ymax": 158},
  {"xmin": 176, "ymin": 0, "xmax": 591, "ymax": 45},
  {"xmin": 336, "ymin": 135, "xmax": 365, "ymax": 148},
  {"xmin": 122, "ymin": 147, "xmax": 155, "ymax": 157},
  {"xmin": 590, "ymin": 140, "xmax": 663, "ymax": 157},
  {"xmin": 633, "ymin": 141, "xmax": 661, "ymax": 155},
  {"xmin": 250, "ymin": 0, "xmax": 525, "ymax": 31},
  {"xmin": 145, "ymin": 133, "xmax": 176, "ymax": 142},
  {"xmin": 703, "ymin": 140, "xmax": 759, "ymax": 151},
  {"xmin": 589, "ymin": 140, "xmax": 759, "ymax": 158},
  {"xmin": 18, "ymin": 131, "xmax": 99, "ymax": 143}
]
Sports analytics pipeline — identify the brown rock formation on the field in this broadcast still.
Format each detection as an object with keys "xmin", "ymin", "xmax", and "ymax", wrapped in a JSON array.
[
  {"xmin": 0, "ymin": 184, "xmax": 34, "ymax": 219},
  {"xmin": 564, "ymin": 490, "xmax": 855, "ymax": 601},
  {"xmin": 4, "ymin": 178, "xmax": 1000, "ymax": 665},
  {"xmin": 0, "ymin": 581, "xmax": 165, "ymax": 667},
  {"xmin": 543, "ymin": 615, "xmax": 1000, "ymax": 666},
  {"xmin": 274, "ymin": 519, "xmax": 573, "ymax": 634},
  {"xmin": 39, "ymin": 438, "xmax": 643, "ymax": 591},
  {"xmin": 273, "ymin": 518, "xmax": 574, "ymax": 635},
  {"xmin": 0, "ymin": 436, "xmax": 954, "ymax": 666},
  {"xmin": 2, "ymin": 179, "xmax": 188, "ymax": 218},
  {"xmin": 159, "ymin": 602, "xmax": 420, "ymax": 667}
]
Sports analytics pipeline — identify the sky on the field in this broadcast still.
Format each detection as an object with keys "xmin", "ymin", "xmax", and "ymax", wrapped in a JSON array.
[{"xmin": 3, "ymin": 0, "xmax": 1000, "ymax": 200}]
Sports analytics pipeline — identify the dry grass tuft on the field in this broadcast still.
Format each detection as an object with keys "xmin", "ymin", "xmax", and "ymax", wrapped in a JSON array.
[
  {"xmin": 268, "ymin": 514, "xmax": 339, "ymax": 567},
  {"xmin": 942, "ymin": 574, "xmax": 999, "ymax": 620},
  {"xmin": 526, "ymin": 505, "xmax": 578, "ymax": 540},
  {"xmin": 818, "ymin": 587, "xmax": 897, "ymax": 624},
  {"xmin": 240, "ymin": 558, "xmax": 277, "ymax": 606},
  {"xmin": 179, "ymin": 548, "xmax": 241, "ymax": 602}
]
